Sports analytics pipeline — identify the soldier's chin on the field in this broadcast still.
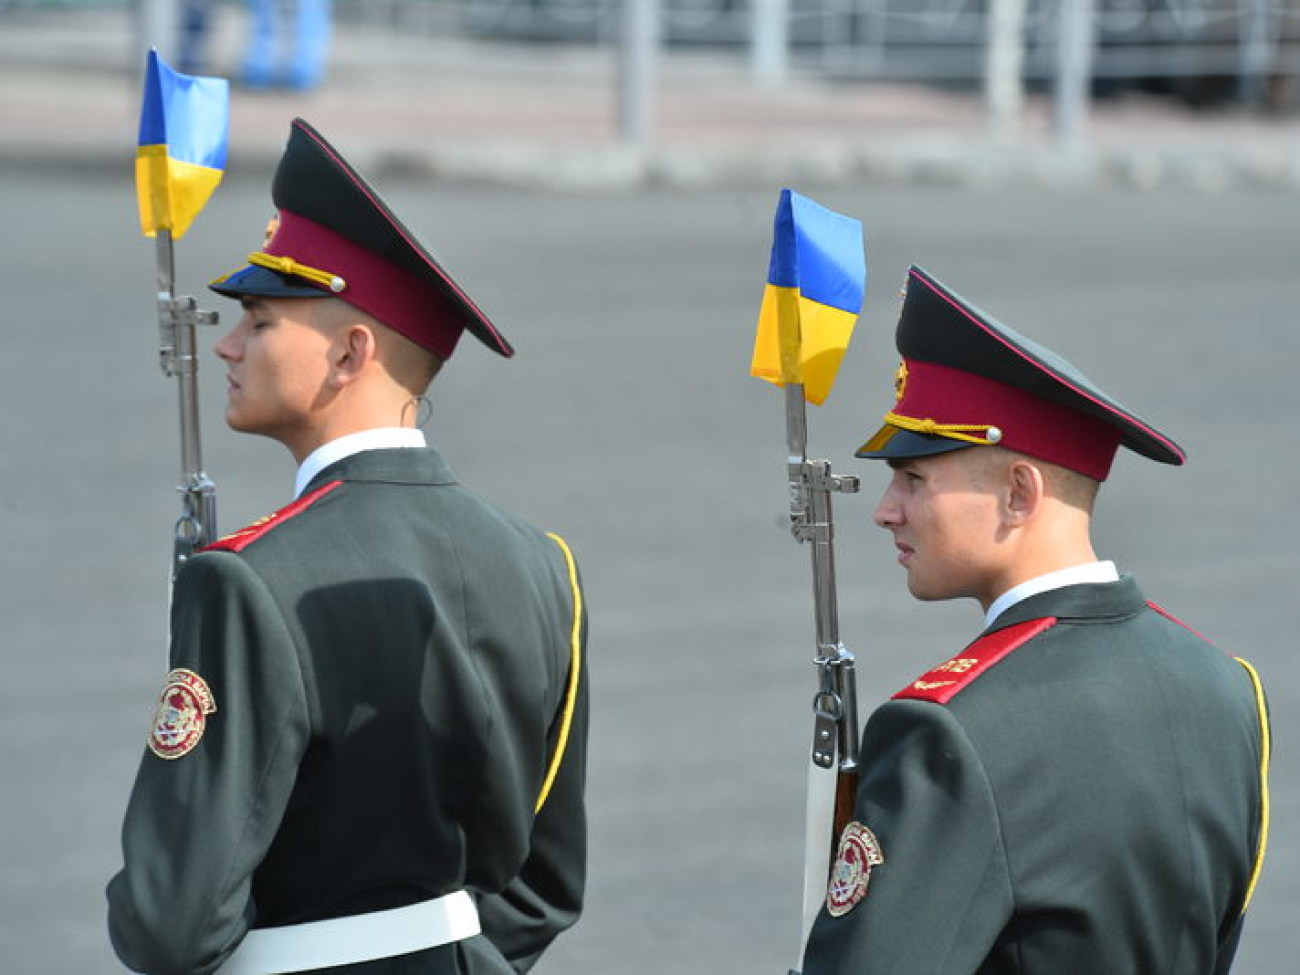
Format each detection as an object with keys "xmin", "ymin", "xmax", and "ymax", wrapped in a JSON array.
[
  {"xmin": 906, "ymin": 577, "xmax": 950, "ymax": 602},
  {"xmin": 223, "ymin": 408, "xmax": 259, "ymax": 435}
]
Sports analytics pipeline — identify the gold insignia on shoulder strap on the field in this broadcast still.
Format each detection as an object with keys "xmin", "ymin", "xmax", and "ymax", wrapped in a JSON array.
[
  {"xmin": 203, "ymin": 480, "xmax": 343, "ymax": 554},
  {"xmin": 911, "ymin": 679, "xmax": 957, "ymax": 691},
  {"xmin": 893, "ymin": 617, "xmax": 1057, "ymax": 706}
]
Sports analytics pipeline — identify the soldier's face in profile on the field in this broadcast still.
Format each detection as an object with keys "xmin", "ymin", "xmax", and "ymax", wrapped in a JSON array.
[
  {"xmin": 214, "ymin": 296, "xmax": 337, "ymax": 451},
  {"xmin": 872, "ymin": 449, "xmax": 1007, "ymax": 607}
]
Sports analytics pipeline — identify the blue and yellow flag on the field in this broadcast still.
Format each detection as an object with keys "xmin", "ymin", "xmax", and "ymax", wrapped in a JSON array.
[
  {"xmin": 135, "ymin": 49, "xmax": 229, "ymax": 239},
  {"xmin": 750, "ymin": 189, "xmax": 865, "ymax": 405}
]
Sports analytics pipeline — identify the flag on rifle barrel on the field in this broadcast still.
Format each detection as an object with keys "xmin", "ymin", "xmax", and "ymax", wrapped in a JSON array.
[
  {"xmin": 135, "ymin": 49, "xmax": 229, "ymax": 240},
  {"xmin": 750, "ymin": 188, "xmax": 865, "ymax": 405}
]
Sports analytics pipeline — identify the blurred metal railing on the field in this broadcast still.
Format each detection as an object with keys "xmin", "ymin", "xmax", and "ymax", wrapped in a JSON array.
[
  {"xmin": 448, "ymin": 0, "xmax": 1300, "ymax": 139},
  {"xmin": 8, "ymin": 0, "xmax": 1296, "ymax": 147},
  {"xmin": 452, "ymin": 0, "xmax": 1300, "ymax": 90},
  {"xmin": 17, "ymin": 0, "xmax": 1295, "ymax": 90},
  {"xmin": 812, "ymin": 1, "xmax": 1299, "ymax": 81}
]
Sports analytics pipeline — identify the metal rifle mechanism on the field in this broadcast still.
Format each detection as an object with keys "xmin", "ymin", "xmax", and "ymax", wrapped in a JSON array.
[
  {"xmin": 785, "ymin": 385, "xmax": 861, "ymax": 838},
  {"xmin": 155, "ymin": 229, "xmax": 218, "ymax": 576}
]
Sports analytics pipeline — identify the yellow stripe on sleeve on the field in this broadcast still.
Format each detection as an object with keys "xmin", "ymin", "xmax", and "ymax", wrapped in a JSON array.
[
  {"xmin": 1234, "ymin": 656, "xmax": 1271, "ymax": 914},
  {"xmin": 535, "ymin": 532, "xmax": 584, "ymax": 813}
]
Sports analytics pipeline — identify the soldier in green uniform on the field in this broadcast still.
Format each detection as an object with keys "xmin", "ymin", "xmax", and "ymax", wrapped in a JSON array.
[
  {"xmin": 107, "ymin": 118, "xmax": 588, "ymax": 975},
  {"xmin": 801, "ymin": 266, "xmax": 1270, "ymax": 974}
]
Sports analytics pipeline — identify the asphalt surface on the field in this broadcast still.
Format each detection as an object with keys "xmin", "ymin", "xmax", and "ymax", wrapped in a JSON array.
[
  {"xmin": 1, "ymin": 6, "xmax": 1298, "ymax": 975},
  {"xmin": 3, "ymin": 170, "xmax": 1298, "ymax": 974}
]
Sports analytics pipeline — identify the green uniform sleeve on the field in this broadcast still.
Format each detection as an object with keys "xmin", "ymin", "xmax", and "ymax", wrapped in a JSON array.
[
  {"xmin": 803, "ymin": 700, "xmax": 1013, "ymax": 975},
  {"xmin": 107, "ymin": 552, "xmax": 310, "ymax": 975},
  {"xmin": 477, "ymin": 562, "xmax": 590, "ymax": 973},
  {"xmin": 476, "ymin": 664, "xmax": 588, "ymax": 972}
]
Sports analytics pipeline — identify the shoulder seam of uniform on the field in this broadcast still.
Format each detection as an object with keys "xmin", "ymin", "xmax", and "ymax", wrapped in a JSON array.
[
  {"xmin": 892, "ymin": 616, "xmax": 1057, "ymax": 705},
  {"xmin": 201, "ymin": 480, "xmax": 344, "ymax": 554},
  {"xmin": 1145, "ymin": 600, "xmax": 1216, "ymax": 646}
]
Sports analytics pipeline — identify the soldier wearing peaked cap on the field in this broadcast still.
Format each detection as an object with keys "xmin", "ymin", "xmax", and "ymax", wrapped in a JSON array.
[
  {"xmin": 107, "ymin": 118, "xmax": 588, "ymax": 975},
  {"xmin": 800, "ymin": 266, "xmax": 1270, "ymax": 975}
]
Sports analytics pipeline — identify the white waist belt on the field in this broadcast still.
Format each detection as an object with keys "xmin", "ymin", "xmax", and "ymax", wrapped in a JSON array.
[{"xmin": 219, "ymin": 890, "xmax": 480, "ymax": 975}]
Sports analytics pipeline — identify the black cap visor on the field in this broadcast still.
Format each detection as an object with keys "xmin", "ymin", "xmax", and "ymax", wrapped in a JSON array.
[
  {"xmin": 210, "ymin": 263, "xmax": 329, "ymax": 300},
  {"xmin": 855, "ymin": 424, "xmax": 976, "ymax": 461}
]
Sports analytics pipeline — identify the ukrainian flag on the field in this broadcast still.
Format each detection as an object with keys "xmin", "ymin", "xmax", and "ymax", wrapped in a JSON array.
[
  {"xmin": 750, "ymin": 189, "xmax": 865, "ymax": 405},
  {"xmin": 136, "ymin": 49, "xmax": 229, "ymax": 240}
]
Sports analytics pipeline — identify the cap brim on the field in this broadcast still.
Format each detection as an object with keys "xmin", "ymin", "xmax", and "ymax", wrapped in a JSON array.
[
  {"xmin": 855, "ymin": 424, "xmax": 976, "ymax": 460},
  {"xmin": 210, "ymin": 264, "xmax": 328, "ymax": 300}
]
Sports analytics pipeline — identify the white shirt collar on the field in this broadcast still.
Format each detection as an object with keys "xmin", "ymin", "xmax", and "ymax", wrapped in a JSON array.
[
  {"xmin": 984, "ymin": 560, "xmax": 1119, "ymax": 628},
  {"xmin": 294, "ymin": 428, "xmax": 426, "ymax": 499}
]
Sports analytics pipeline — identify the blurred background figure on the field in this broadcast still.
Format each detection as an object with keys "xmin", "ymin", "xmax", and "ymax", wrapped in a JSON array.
[
  {"xmin": 241, "ymin": 0, "xmax": 332, "ymax": 91},
  {"xmin": 177, "ymin": 0, "xmax": 214, "ymax": 74}
]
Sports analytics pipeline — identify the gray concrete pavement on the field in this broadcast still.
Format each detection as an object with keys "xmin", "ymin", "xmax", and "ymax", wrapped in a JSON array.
[
  {"xmin": 3, "ymin": 4, "xmax": 1300, "ymax": 189},
  {"xmin": 0, "ymin": 165, "xmax": 1296, "ymax": 972}
]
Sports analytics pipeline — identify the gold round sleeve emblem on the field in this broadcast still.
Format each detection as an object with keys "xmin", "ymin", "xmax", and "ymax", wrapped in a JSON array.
[{"xmin": 148, "ymin": 668, "xmax": 217, "ymax": 760}]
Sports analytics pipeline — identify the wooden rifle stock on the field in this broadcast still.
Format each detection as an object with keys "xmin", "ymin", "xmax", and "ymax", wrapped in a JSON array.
[{"xmin": 831, "ymin": 767, "xmax": 859, "ymax": 868}]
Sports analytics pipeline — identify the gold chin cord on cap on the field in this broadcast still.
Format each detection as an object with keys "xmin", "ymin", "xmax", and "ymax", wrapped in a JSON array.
[
  {"xmin": 883, "ymin": 411, "xmax": 1004, "ymax": 446},
  {"xmin": 247, "ymin": 251, "xmax": 347, "ymax": 293}
]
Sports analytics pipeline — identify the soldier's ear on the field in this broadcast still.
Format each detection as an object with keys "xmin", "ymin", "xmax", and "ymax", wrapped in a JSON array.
[
  {"xmin": 332, "ymin": 323, "xmax": 378, "ymax": 386},
  {"xmin": 1004, "ymin": 459, "xmax": 1045, "ymax": 525}
]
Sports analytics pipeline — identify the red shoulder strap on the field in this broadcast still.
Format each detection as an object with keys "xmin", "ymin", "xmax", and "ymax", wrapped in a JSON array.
[
  {"xmin": 202, "ymin": 480, "xmax": 343, "ymax": 554},
  {"xmin": 893, "ymin": 616, "xmax": 1057, "ymax": 704}
]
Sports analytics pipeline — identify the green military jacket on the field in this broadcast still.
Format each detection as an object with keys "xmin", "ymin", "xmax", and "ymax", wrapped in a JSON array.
[
  {"xmin": 108, "ymin": 448, "xmax": 588, "ymax": 975},
  {"xmin": 803, "ymin": 577, "xmax": 1268, "ymax": 974}
]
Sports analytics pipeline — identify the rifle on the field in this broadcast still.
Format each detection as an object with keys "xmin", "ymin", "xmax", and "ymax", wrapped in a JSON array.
[
  {"xmin": 155, "ymin": 227, "xmax": 219, "ymax": 576},
  {"xmin": 134, "ymin": 49, "xmax": 229, "ymax": 577},
  {"xmin": 747, "ymin": 187, "xmax": 866, "ymax": 975},
  {"xmin": 784, "ymin": 382, "xmax": 861, "ymax": 975}
]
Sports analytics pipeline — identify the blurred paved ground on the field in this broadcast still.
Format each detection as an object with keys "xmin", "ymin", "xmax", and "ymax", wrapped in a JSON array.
[
  {"xmin": 3, "ymin": 3, "xmax": 1300, "ymax": 189},
  {"xmin": 4, "ymin": 173, "xmax": 1298, "ymax": 975}
]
